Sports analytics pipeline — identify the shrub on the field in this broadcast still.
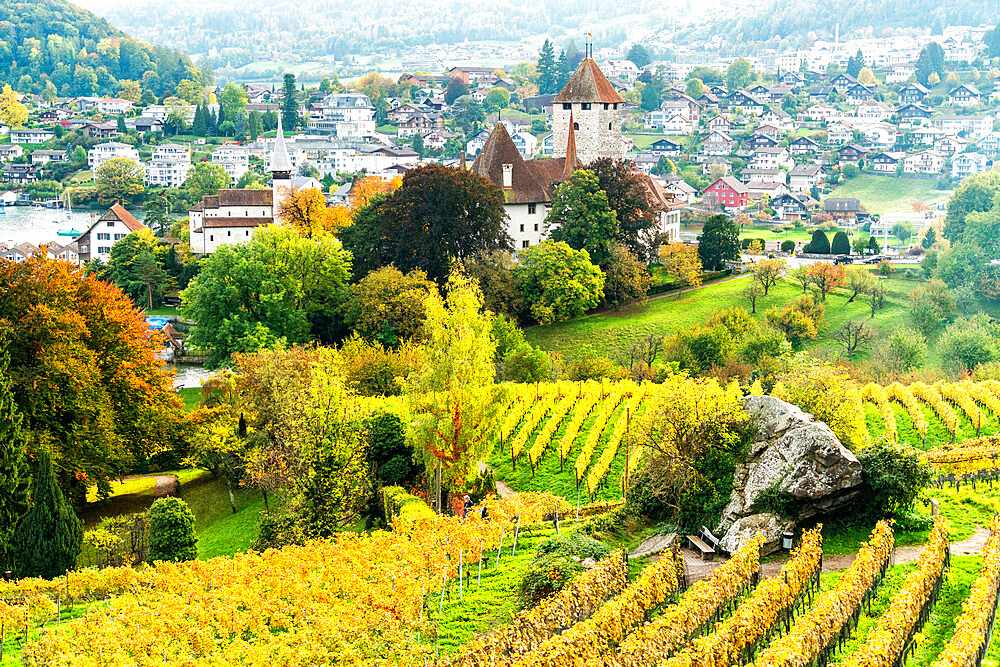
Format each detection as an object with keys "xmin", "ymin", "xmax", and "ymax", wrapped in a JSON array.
[
  {"xmin": 519, "ymin": 531, "xmax": 613, "ymax": 608},
  {"xmin": 781, "ymin": 239, "xmax": 796, "ymax": 253},
  {"xmin": 857, "ymin": 441, "xmax": 932, "ymax": 518},
  {"xmin": 380, "ymin": 486, "xmax": 436, "ymax": 523},
  {"xmin": 831, "ymin": 231, "xmax": 851, "ymax": 255},
  {"xmin": 147, "ymin": 497, "xmax": 197, "ymax": 563},
  {"xmin": 804, "ymin": 229, "xmax": 831, "ymax": 254},
  {"xmin": 565, "ymin": 355, "xmax": 617, "ymax": 381},
  {"xmin": 254, "ymin": 509, "xmax": 308, "ymax": 551},
  {"xmin": 78, "ymin": 513, "xmax": 149, "ymax": 569},
  {"xmin": 366, "ymin": 411, "xmax": 421, "ymax": 486},
  {"xmin": 502, "ymin": 343, "xmax": 552, "ymax": 382}
]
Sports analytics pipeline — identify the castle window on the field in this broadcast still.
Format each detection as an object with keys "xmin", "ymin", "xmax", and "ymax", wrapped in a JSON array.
[
  {"xmin": 573, "ymin": 122, "xmax": 580, "ymax": 131},
  {"xmin": 534, "ymin": 223, "xmax": 539, "ymax": 231},
  {"xmin": 613, "ymin": 104, "xmax": 619, "ymax": 110},
  {"xmin": 604, "ymin": 103, "xmax": 609, "ymax": 110},
  {"xmin": 581, "ymin": 103, "xmax": 591, "ymax": 111},
  {"xmin": 522, "ymin": 240, "xmax": 530, "ymax": 248},
  {"xmin": 609, "ymin": 123, "xmax": 613, "ymax": 130},
  {"xmin": 519, "ymin": 224, "xmax": 524, "ymax": 232},
  {"xmin": 562, "ymin": 103, "xmax": 571, "ymax": 110},
  {"xmin": 528, "ymin": 203, "xmax": 536, "ymax": 214}
]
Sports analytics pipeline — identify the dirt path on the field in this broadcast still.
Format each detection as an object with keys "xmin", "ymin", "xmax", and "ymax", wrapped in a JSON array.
[
  {"xmin": 495, "ymin": 481, "xmax": 515, "ymax": 498},
  {"xmin": 147, "ymin": 474, "xmax": 179, "ymax": 498},
  {"xmin": 680, "ymin": 526, "xmax": 991, "ymax": 583}
]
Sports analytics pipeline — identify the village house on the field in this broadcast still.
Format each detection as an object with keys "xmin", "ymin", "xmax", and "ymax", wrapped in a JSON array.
[
  {"xmin": 761, "ymin": 106, "xmax": 794, "ymax": 131},
  {"xmin": 771, "ymin": 192, "xmax": 818, "ymax": 221},
  {"xmin": 931, "ymin": 115, "xmax": 993, "ymax": 139},
  {"xmin": 741, "ymin": 167, "xmax": 786, "ymax": 184},
  {"xmin": 510, "ymin": 131, "xmax": 538, "ymax": 157},
  {"xmin": 746, "ymin": 181, "xmax": 788, "ymax": 200},
  {"xmin": 0, "ymin": 242, "xmax": 38, "ymax": 263},
  {"xmin": 952, "ymin": 152, "xmax": 992, "ymax": 179},
  {"xmin": 805, "ymin": 103, "xmax": 837, "ymax": 121},
  {"xmin": 838, "ymin": 144, "xmax": 869, "ymax": 166},
  {"xmin": 701, "ymin": 157, "xmax": 732, "ymax": 176},
  {"xmin": 896, "ymin": 103, "xmax": 932, "ymax": 125},
  {"xmin": 398, "ymin": 111, "xmax": 445, "ymax": 137},
  {"xmin": 869, "ymin": 152, "xmax": 903, "ymax": 172},
  {"xmin": 309, "ymin": 93, "xmax": 376, "ymax": 139},
  {"xmin": 981, "ymin": 132, "xmax": 1000, "ymax": 156},
  {"xmin": 948, "ymin": 84, "xmax": 981, "ymax": 108},
  {"xmin": 708, "ymin": 115, "xmax": 732, "ymax": 133},
  {"xmin": 96, "ymin": 98, "xmax": 134, "ymax": 114},
  {"xmin": 903, "ymin": 150, "xmax": 946, "ymax": 175},
  {"xmin": 602, "ymin": 60, "xmax": 640, "ymax": 81},
  {"xmin": 858, "ymin": 122, "xmax": 897, "ymax": 149},
  {"xmin": 934, "ymin": 135, "xmax": 968, "ymax": 156},
  {"xmin": 1, "ymin": 164, "xmax": 41, "ymax": 184},
  {"xmin": 788, "ymin": 163, "xmax": 823, "ymax": 191},
  {"xmin": 211, "ymin": 146, "xmax": 250, "ymax": 185},
  {"xmin": 44, "ymin": 240, "xmax": 80, "ymax": 264},
  {"xmin": 10, "ymin": 128, "xmax": 54, "ymax": 144},
  {"xmin": 911, "ymin": 126, "xmax": 947, "ymax": 146},
  {"xmin": 826, "ymin": 122, "xmax": 853, "ymax": 145},
  {"xmin": 748, "ymin": 134, "xmax": 780, "ymax": 150},
  {"xmin": 846, "ymin": 83, "xmax": 876, "ymax": 105},
  {"xmin": 754, "ymin": 124, "xmax": 781, "ymax": 142},
  {"xmin": 702, "ymin": 176, "xmax": 749, "ymax": 210},
  {"xmin": 88, "ymin": 142, "xmax": 140, "ymax": 170},
  {"xmin": 855, "ymin": 101, "xmax": 893, "ymax": 121},
  {"xmin": 823, "ymin": 197, "xmax": 864, "ymax": 224},
  {"xmin": 829, "ymin": 73, "xmax": 859, "ymax": 91},
  {"xmin": 702, "ymin": 130, "xmax": 736, "ymax": 156},
  {"xmin": 750, "ymin": 146, "xmax": 792, "ymax": 170},
  {"xmin": 789, "ymin": 135, "xmax": 822, "ymax": 156},
  {"xmin": 30, "ymin": 149, "xmax": 67, "ymax": 165},
  {"xmin": 645, "ymin": 111, "xmax": 693, "ymax": 134},
  {"xmin": 778, "ymin": 71, "xmax": 805, "ymax": 88},
  {"xmin": 649, "ymin": 138, "xmax": 683, "ymax": 156},
  {"xmin": 807, "ymin": 85, "xmax": 836, "ymax": 101},
  {"xmin": 659, "ymin": 174, "xmax": 697, "ymax": 203},
  {"xmin": 898, "ymin": 82, "xmax": 930, "ymax": 105},
  {"xmin": 660, "ymin": 97, "xmax": 701, "ymax": 123},
  {"xmin": 726, "ymin": 91, "xmax": 765, "ymax": 115},
  {"xmin": 0, "ymin": 145, "xmax": 24, "ymax": 161},
  {"xmin": 75, "ymin": 204, "xmax": 147, "ymax": 265}
]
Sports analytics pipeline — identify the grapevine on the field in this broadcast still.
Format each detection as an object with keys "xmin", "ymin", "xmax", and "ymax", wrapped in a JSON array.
[
  {"xmin": 586, "ymin": 389, "xmax": 646, "ymax": 496},
  {"xmin": 887, "ymin": 382, "xmax": 929, "ymax": 440},
  {"xmin": 861, "ymin": 383, "xmax": 898, "ymax": 444},
  {"xmin": 911, "ymin": 382, "xmax": 958, "ymax": 436},
  {"xmin": 557, "ymin": 392, "xmax": 600, "ymax": 461},
  {"xmin": 574, "ymin": 393, "xmax": 625, "ymax": 483},
  {"xmin": 527, "ymin": 394, "xmax": 578, "ymax": 467}
]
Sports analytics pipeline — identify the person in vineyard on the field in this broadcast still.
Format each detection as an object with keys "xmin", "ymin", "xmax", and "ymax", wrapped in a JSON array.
[{"xmin": 463, "ymin": 494, "xmax": 473, "ymax": 518}]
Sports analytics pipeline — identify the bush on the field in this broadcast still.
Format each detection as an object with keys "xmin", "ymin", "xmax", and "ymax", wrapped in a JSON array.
[
  {"xmin": 857, "ymin": 441, "xmax": 932, "ymax": 518},
  {"xmin": 502, "ymin": 343, "xmax": 552, "ymax": 382},
  {"xmin": 380, "ymin": 486, "xmax": 436, "ymax": 523},
  {"xmin": 519, "ymin": 531, "xmax": 612, "ymax": 608},
  {"xmin": 781, "ymin": 239, "xmax": 796, "ymax": 253},
  {"xmin": 254, "ymin": 509, "xmax": 308, "ymax": 551},
  {"xmin": 565, "ymin": 355, "xmax": 617, "ymax": 381},
  {"xmin": 78, "ymin": 513, "xmax": 149, "ymax": 569},
  {"xmin": 147, "ymin": 497, "xmax": 197, "ymax": 563},
  {"xmin": 366, "ymin": 411, "xmax": 421, "ymax": 485},
  {"xmin": 831, "ymin": 231, "xmax": 850, "ymax": 255},
  {"xmin": 804, "ymin": 229, "xmax": 831, "ymax": 254}
]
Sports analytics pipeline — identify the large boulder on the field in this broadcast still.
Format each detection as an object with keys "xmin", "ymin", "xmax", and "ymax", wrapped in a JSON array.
[
  {"xmin": 721, "ymin": 395, "xmax": 863, "ymax": 535},
  {"xmin": 719, "ymin": 513, "xmax": 791, "ymax": 556}
]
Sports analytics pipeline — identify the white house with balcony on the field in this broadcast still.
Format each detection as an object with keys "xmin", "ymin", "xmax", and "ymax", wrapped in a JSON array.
[
  {"xmin": 903, "ymin": 150, "xmax": 946, "ymax": 175},
  {"xmin": 88, "ymin": 142, "xmax": 140, "ymax": 170},
  {"xmin": 146, "ymin": 143, "xmax": 191, "ymax": 188},
  {"xmin": 308, "ymin": 93, "xmax": 376, "ymax": 139},
  {"xmin": 211, "ymin": 145, "xmax": 251, "ymax": 184},
  {"xmin": 952, "ymin": 152, "xmax": 992, "ymax": 179}
]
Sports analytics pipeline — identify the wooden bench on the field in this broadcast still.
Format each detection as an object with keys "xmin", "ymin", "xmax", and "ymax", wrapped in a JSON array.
[{"xmin": 685, "ymin": 526, "xmax": 721, "ymax": 561}]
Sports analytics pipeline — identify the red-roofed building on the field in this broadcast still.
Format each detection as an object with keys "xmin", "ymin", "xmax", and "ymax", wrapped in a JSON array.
[
  {"xmin": 703, "ymin": 176, "xmax": 749, "ymax": 210},
  {"xmin": 551, "ymin": 58, "xmax": 626, "ymax": 164},
  {"xmin": 75, "ymin": 203, "xmax": 147, "ymax": 264}
]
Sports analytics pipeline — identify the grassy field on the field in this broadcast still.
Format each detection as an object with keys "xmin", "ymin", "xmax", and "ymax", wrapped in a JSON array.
[
  {"xmin": 177, "ymin": 386, "xmax": 202, "ymax": 411},
  {"xmin": 829, "ymin": 174, "xmax": 952, "ymax": 215},
  {"xmin": 524, "ymin": 274, "xmax": 918, "ymax": 365}
]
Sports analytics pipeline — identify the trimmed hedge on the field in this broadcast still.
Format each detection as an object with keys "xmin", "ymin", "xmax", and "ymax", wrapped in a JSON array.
[
  {"xmin": 648, "ymin": 270, "xmax": 730, "ymax": 296},
  {"xmin": 804, "ymin": 229, "xmax": 831, "ymax": 254},
  {"xmin": 381, "ymin": 485, "xmax": 436, "ymax": 524},
  {"xmin": 831, "ymin": 230, "xmax": 851, "ymax": 255}
]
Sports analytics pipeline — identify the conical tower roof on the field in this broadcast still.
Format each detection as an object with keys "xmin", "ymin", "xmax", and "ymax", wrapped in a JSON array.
[
  {"xmin": 552, "ymin": 58, "xmax": 625, "ymax": 104},
  {"xmin": 271, "ymin": 115, "xmax": 292, "ymax": 173},
  {"xmin": 561, "ymin": 114, "xmax": 578, "ymax": 181}
]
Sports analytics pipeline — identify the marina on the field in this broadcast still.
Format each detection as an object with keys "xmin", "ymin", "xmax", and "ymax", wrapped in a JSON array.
[{"xmin": 0, "ymin": 203, "xmax": 105, "ymax": 247}]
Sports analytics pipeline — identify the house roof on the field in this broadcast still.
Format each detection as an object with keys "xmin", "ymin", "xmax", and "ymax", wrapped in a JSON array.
[
  {"xmin": 470, "ymin": 122, "xmax": 552, "ymax": 204},
  {"xmin": 950, "ymin": 84, "xmax": 981, "ymax": 96},
  {"xmin": 202, "ymin": 217, "xmax": 273, "ymax": 228},
  {"xmin": 271, "ymin": 115, "xmax": 292, "ymax": 173},
  {"xmin": 104, "ymin": 203, "xmax": 145, "ymax": 232},
  {"xmin": 712, "ymin": 175, "xmax": 748, "ymax": 194},
  {"xmin": 215, "ymin": 189, "xmax": 274, "ymax": 207},
  {"xmin": 823, "ymin": 197, "xmax": 862, "ymax": 212},
  {"xmin": 789, "ymin": 164, "xmax": 821, "ymax": 176},
  {"xmin": 552, "ymin": 58, "xmax": 625, "ymax": 104}
]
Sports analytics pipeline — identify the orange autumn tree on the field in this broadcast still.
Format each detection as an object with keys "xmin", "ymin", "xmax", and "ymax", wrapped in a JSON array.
[
  {"xmin": 278, "ymin": 187, "xmax": 338, "ymax": 238},
  {"xmin": 805, "ymin": 261, "xmax": 846, "ymax": 301},
  {"xmin": 350, "ymin": 175, "xmax": 402, "ymax": 210},
  {"xmin": 0, "ymin": 252, "xmax": 186, "ymax": 505}
]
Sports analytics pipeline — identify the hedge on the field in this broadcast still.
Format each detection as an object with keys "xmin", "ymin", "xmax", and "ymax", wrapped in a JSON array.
[
  {"xmin": 648, "ymin": 270, "xmax": 730, "ymax": 296},
  {"xmin": 381, "ymin": 485, "xmax": 436, "ymax": 524}
]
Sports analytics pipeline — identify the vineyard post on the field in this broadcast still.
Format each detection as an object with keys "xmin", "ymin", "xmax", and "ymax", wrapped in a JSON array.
[
  {"xmin": 512, "ymin": 512, "xmax": 522, "ymax": 556},
  {"xmin": 576, "ymin": 488, "xmax": 580, "ymax": 522},
  {"xmin": 554, "ymin": 500, "xmax": 560, "ymax": 536},
  {"xmin": 56, "ymin": 595, "xmax": 60, "ymax": 627},
  {"xmin": 477, "ymin": 540, "xmax": 483, "ymax": 586},
  {"xmin": 1, "ymin": 621, "xmax": 4, "ymax": 662},
  {"xmin": 459, "ymin": 550, "xmax": 463, "ymax": 601},
  {"xmin": 436, "ymin": 568, "xmax": 447, "ymax": 659},
  {"xmin": 496, "ymin": 526, "xmax": 504, "ymax": 568},
  {"xmin": 624, "ymin": 407, "xmax": 631, "ymax": 499}
]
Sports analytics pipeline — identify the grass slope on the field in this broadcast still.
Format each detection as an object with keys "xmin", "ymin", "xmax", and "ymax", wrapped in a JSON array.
[{"xmin": 828, "ymin": 174, "xmax": 951, "ymax": 215}]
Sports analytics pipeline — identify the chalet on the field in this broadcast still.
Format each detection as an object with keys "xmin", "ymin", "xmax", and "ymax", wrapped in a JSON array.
[
  {"xmin": 39, "ymin": 108, "xmax": 70, "ymax": 122},
  {"xmin": 948, "ymin": 84, "xmax": 981, "ymax": 108},
  {"xmin": 981, "ymin": 132, "xmax": 1000, "ymax": 156},
  {"xmin": 805, "ymin": 103, "xmax": 837, "ymax": 121},
  {"xmin": 934, "ymin": 135, "xmax": 968, "ymax": 156},
  {"xmin": 521, "ymin": 94, "xmax": 556, "ymax": 114},
  {"xmin": 44, "ymin": 240, "xmax": 79, "ymax": 264},
  {"xmin": 0, "ymin": 242, "xmax": 38, "ymax": 263},
  {"xmin": 952, "ymin": 153, "xmax": 992, "ymax": 179},
  {"xmin": 896, "ymin": 103, "xmax": 932, "ymax": 122},
  {"xmin": 748, "ymin": 85, "xmax": 790, "ymax": 104},
  {"xmin": 790, "ymin": 135, "xmax": 822, "ymax": 155},
  {"xmin": 0, "ymin": 145, "xmax": 23, "ymax": 161},
  {"xmin": 750, "ymin": 146, "xmax": 791, "ymax": 170},
  {"xmin": 912, "ymin": 126, "xmax": 947, "ymax": 145},
  {"xmin": 772, "ymin": 192, "xmax": 817, "ymax": 221},
  {"xmin": 726, "ymin": 91, "xmax": 764, "ymax": 115},
  {"xmin": 398, "ymin": 111, "xmax": 444, "ymax": 136},
  {"xmin": 859, "ymin": 122, "xmax": 897, "ymax": 149},
  {"xmin": 741, "ymin": 168, "xmax": 785, "ymax": 184},
  {"xmin": 398, "ymin": 73, "xmax": 451, "ymax": 88},
  {"xmin": 646, "ymin": 111, "xmax": 693, "ymax": 134},
  {"xmin": 696, "ymin": 92, "xmax": 720, "ymax": 108},
  {"xmin": 465, "ymin": 129, "xmax": 492, "ymax": 157},
  {"xmin": 778, "ymin": 71, "xmax": 805, "ymax": 88},
  {"xmin": 823, "ymin": 197, "xmax": 864, "ymax": 224},
  {"xmin": 748, "ymin": 134, "xmax": 779, "ymax": 150},
  {"xmin": 899, "ymin": 82, "xmax": 931, "ymax": 104},
  {"xmin": 838, "ymin": 144, "xmax": 868, "ymax": 166},
  {"xmin": 761, "ymin": 106, "xmax": 793, "ymax": 131},
  {"xmin": 870, "ymin": 152, "xmax": 903, "ymax": 172},
  {"xmin": 708, "ymin": 85, "xmax": 728, "ymax": 97},
  {"xmin": 75, "ymin": 204, "xmax": 146, "ymax": 264},
  {"xmin": 702, "ymin": 130, "xmax": 736, "ymax": 156},
  {"xmin": 1, "ymin": 164, "xmax": 41, "ymax": 184},
  {"xmin": 602, "ymin": 60, "xmax": 641, "ymax": 81},
  {"xmin": 855, "ymin": 101, "xmax": 893, "ymax": 121},
  {"xmin": 659, "ymin": 174, "xmax": 697, "ymax": 203},
  {"xmin": 650, "ymin": 138, "xmax": 683, "ymax": 156},
  {"xmin": 754, "ymin": 124, "xmax": 780, "ymax": 141},
  {"xmin": 827, "ymin": 123, "xmax": 853, "ymax": 145},
  {"xmin": 132, "ymin": 117, "xmax": 163, "ymax": 133},
  {"xmin": 30, "ymin": 149, "xmax": 67, "ymax": 165},
  {"xmin": 10, "ymin": 128, "xmax": 54, "ymax": 144},
  {"xmin": 903, "ymin": 150, "xmax": 946, "ymax": 175},
  {"xmin": 387, "ymin": 103, "xmax": 430, "ymax": 123},
  {"xmin": 702, "ymin": 176, "xmax": 749, "ymax": 210},
  {"xmin": 448, "ymin": 66, "xmax": 499, "ymax": 85},
  {"xmin": 788, "ymin": 163, "xmax": 822, "ymax": 191},
  {"xmin": 807, "ymin": 85, "xmax": 836, "ymax": 101},
  {"xmin": 81, "ymin": 122, "xmax": 120, "ymax": 140},
  {"xmin": 829, "ymin": 73, "xmax": 858, "ymax": 91},
  {"xmin": 746, "ymin": 181, "xmax": 788, "ymax": 200},
  {"xmin": 660, "ymin": 97, "xmax": 700, "ymax": 123},
  {"xmin": 846, "ymin": 83, "xmax": 876, "ymax": 105},
  {"xmin": 708, "ymin": 115, "xmax": 732, "ymax": 133}
]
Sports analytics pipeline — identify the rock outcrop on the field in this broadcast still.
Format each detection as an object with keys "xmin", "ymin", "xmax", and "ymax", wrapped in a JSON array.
[{"xmin": 719, "ymin": 395, "xmax": 863, "ymax": 553}]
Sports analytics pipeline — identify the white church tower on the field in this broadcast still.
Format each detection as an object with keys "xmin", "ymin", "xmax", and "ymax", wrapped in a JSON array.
[
  {"xmin": 270, "ymin": 115, "xmax": 293, "ymax": 215},
  {"xmin": 551, "ymin": 46, "xmax": 625, "ymax": 164}
]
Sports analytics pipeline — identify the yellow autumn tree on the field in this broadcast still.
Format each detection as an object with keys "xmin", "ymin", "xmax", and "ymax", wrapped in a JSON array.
[
  {"xmin": 857, "ymin": 67, "xmax": 877, "ymax": 85},
  {"xmin": 0, "ymin": 85, "xmax": 28, "ymax": 129},
  {"xmin": 659, "ymin": 242, "xmax": 703, "ymax": 288},
  {"xmin": 278, "ymin": 187, "xmax": 337, "ymax": 238},
  {"xmin": 350, "ymin": 175, "xmax": 402, "ymax": 210}
]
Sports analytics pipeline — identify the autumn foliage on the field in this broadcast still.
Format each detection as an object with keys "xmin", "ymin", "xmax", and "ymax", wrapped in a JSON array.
[
  {"xmin": 0, "ymin": 252, "xmax": 184, "ymax": 503},
  {"xmin": 350, "ymin": 175, "xmax": 402, "ymax": 210}
]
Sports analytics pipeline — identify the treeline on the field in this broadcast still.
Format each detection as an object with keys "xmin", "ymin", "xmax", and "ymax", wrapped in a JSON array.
[{"xmin": 0, "ymin": 0, "xmax": 208, "ymax": 99}]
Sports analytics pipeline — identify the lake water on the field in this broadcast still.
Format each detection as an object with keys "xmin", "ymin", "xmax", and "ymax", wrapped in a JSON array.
[{"xmin": 0, "ymin": 205, "xmax": 106, "ymax": 247}]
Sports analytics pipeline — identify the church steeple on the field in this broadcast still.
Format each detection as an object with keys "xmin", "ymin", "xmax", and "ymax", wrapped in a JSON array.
[
  {"xmin": 271, "ymin": 115, "xmax": 293, "ymax": 217},
  {"xmin": 270, "ymin": 115, "xmax": 292, "ymax": 175}
]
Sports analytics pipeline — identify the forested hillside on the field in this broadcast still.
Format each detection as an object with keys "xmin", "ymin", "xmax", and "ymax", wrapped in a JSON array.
[{"xmin": 0, "ymin": 0, "xmax": 208, "ymax": 99}]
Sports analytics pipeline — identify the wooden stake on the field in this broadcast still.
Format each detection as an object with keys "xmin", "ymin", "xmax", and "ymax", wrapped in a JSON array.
[
  {"xmin": 511, "ymin": 512, "xmax": 522, "ymax": 556},
  {"xmin": 496, "ymin": 526, "xmax": 504, "ymax": 568},
  {"xmin": 477, "ymin": 540, "xmax": 483, "ymax": 586},
  {"xmin": 459, "ymin": 550, "xmax": 463, "ymax": 601},
  {"xmin": 554, "ymin": 501, "xmax": 560, "ymax": 536}
]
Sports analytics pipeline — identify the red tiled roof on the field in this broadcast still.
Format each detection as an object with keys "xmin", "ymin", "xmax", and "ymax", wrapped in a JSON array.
[
  {"xmin": 552, "ymin": 59, "xmax": 625, "ymax": 104},
  {"xmin": 470, "ymin": 123, "xmax": 550, "ymax": 204},
  {"xmin": 102, "ymin": 203, "xmax": 145, "ymax": 232}
]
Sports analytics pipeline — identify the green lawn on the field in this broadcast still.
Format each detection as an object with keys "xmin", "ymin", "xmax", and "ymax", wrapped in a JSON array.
[
  {"xmin": 829, "ymin": 174, "xmax": 952, "ymax": 215},
  {"xmin": 524, "ymin": 275, "xmax": 918, "ymax": 365},
  {"xmin": 177, "ymin": 386, "xmax": 202, "ymax": 411}
]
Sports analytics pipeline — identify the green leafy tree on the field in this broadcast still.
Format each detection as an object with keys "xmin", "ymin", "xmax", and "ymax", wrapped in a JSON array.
[
  {"xmin": 10, "ymin": 450, "xmax": 83, "ymax": 579},
  {"xmin": 922, "ymin": 226, "xmax": 937, "ymax": 249},
  {"xmin": 0, "ymin": 354, "xmax": 29, "ymax": 571},
  {"xmin": 183, "ymin": 226, "xmax": 352, "ymax": 367},
  {"xmin": 944, "ymin": 171, "xmax": 1000, "ymax": 241},
  {"xmin": 147, "ymin": 496, "xmax": 197, "ymax": 562},
  {"xmin": 846, "ymin": 50, "xmax": 864, "ymax": 78},
  {"xmin": 640, "ymin": 82, "xmax": 661, "ymax": 111},
  {"xmin": 502, "ymin": 343, "xmax": 551, "ymax": 383},
  {"xmin": 444, "ymin": 78, "xmax": 470, "ymax": 106},
  {"xmin": 407, "ymin": 271, "xmax": 500, "ymax": 509},
  {"xmin": 340, "ymin": 164, "xmax": 509, "ymax": 284},
  {"xmin": 936, "ymin": 314, "xmax": 1000, "ymax": 373},
  {"xmin": 546, "ymin": 169, "xmax": 619, "ymax": 266},
  {"xmin": 344, "ymin": 266, "xmax": 438, "ymax": 347},
  {"xmin": 805, "ymin": 229, "xmax": 831, "ymax": 254},
  {"xmin": 95, "ymin": 158, "xmax": 145, "ymax": 206},
  {"xmin": 281, "ymin": 74, "xmax": 298, "ymax": 130},
  {"xmin": 627, "ymin": 44, "xmax": 651, "ymax": 69},
  {"xmin": 697, "ymin": 214, "xmax": 741, "ymax": 270},
  {"xmin": 726, "ymin": 58, "xmax": 754, "ymax": 91},
  {"xmin": 514, "ymin": 240, "xmax": 605, "ymax": 324},
  {"xmin": 108, "ymin": 228, "xmax": 168, "ymax": 309},
  {"xmin": 218, "ymin": 82, "xmax": 247, "ymax": 123},
  {"xmin": 685, "ymin": 78, "xmax": 706, "ymax": 98},
  {"xmin": 185, "ymin": 162, "xmax": 230, "ymax": 202}
]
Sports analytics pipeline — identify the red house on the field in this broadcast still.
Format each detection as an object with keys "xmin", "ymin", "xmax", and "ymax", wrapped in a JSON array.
[{"xmin": 702, "ymin": 176, "xmax": 749, "ymax": 210}]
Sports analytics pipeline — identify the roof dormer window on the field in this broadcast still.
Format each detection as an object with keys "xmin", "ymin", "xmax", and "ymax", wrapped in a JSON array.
[
  {"xmin": 581, "ymin": 103, "xmax": 591, "ymax": 111},
  {"xmin": 562, "ymin": 103, "xmax": 571, "ymax": 110}
]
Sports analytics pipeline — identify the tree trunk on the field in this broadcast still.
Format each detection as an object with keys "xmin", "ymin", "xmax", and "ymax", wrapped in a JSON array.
[{"xmin": 225, "ymin": 476, "xmax": 237, "ymax": 514}]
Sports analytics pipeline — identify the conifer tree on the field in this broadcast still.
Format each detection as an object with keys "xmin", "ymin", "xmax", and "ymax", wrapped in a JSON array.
[
  {"xmin": 10, "ymin": 450, "xmax": 83, "ymax": 579},
  {"xmin": 0, "ymin": 356, "xmax": 29, "ymax": 572},
  {"xmin": 537, "ymin": 40, "xmax": 558, "ymax": 95},
  {"xmin": 281, "ymin": 73, "xmax": 299, "ymax": 131},
  {"xmin": 192, "ymin": 104, "xmax": 207, "ymax": 136}
]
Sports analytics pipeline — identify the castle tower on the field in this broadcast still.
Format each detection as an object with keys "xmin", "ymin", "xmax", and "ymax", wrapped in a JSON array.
[
  {"xmin": 551, "ymin": 55, "xmax": 625, "ymax": 164},
  {"xmin": 270, "ymin": 115, "xmax": 293, "ymax": 217}
]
